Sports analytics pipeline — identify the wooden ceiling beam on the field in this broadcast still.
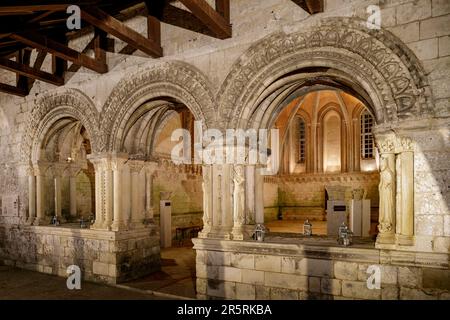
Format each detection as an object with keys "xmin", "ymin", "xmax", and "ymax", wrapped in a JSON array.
[
  {"xmin": 215, "ymin": 0, "xmax": 230, "ymax": 23},
  {"xmin": 160, "ymin": 4, "xmax": 215, "ymax": 38},
  {"xmin": 80, "ymin": 6, "xmax": 163, "ymax": 58},
  {"xmin": 0, "ymin": 56, "xmax": 64, "ymax": 86},
  {"xmin": 290, "ymin": 0, "xmax": 324, "ymax": 14},
  {"xmin": 178, "ymin": 0, "xmax": 231, "ymax": 39},
  {"xmin": 0, "ymin": 82, "xmax": 27, "ymax": 96},
  {"xmin": 26, "ymin": 49, "xmax": 48, "ymax": 92},
  {"xmin": 10, "ymin": 31, "xmax": 107, "ymax": 73}
]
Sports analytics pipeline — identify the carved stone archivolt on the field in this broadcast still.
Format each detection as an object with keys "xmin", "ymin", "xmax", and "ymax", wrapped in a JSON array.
[
  {"xmin": 21, "ymin": 88, "xmax": 101, "ymax": 164},
  {"xmin": 99, "ymin": 61, "xmax": 216, "ymax": 153},
  {"xmin": 217, "ymin": 17, "xmax": 434, "ymax": 130}
]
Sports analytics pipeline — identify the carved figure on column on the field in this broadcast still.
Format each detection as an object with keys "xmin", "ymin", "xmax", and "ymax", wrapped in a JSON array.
[
  {"xmin": 378, "ymin": 155, "xmax": 395, "ymax": 234},
  {"xmin": 202, "ymin": 167, "xmax": 211, "ymax": 227},
  {"xmin": 233, "ymin": 165, "xmax": 245, "ymax": 225}
]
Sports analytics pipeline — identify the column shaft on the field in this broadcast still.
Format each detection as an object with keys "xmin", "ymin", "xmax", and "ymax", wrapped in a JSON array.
[
  {"xmin": 54, "ymin": 175, "xmax": 62, "ymax": 218},
  {"xmin": 398, "ymin": 150, "xmax": 414, "ymax": 245},
  {"xmin": 69, "ymin": 176, "xmax": 77, "ymax": 217},
  {"xmin": 28, "ymin": 174, "xmax": 36, "ymax": 224},
  {"xmin": 35, "ymin": 173, "xmax": 44, "ymax": 225}
]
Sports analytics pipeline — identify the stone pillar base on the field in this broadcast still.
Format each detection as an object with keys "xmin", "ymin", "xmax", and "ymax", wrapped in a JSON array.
[
  {"xmin": 91, "ymin": 222, "xmax": 108, "ymax": 230},
  {"xmin": 375, "ymin": 233, "xmax": 396, "ymax": 249},
  {"xmin": 25, "ymin": 217, "xmax": 35, "ymax": 225},
  {"xmin": 110, "ymin": 222, "xmax": 129, "ymax": 232},
  {"xmin": 32, "ymin": 217, "xmax": 44, "ymax": 226},
  {"xmin": 231, "ymin": 225, "xmax": 255, "ymax": 241},
  {"xmin": 396, "ymin": 234, "xmax": 415, "ymax": 246},
  {"xmin": 199, "ymin": 227, "xmax": 232, "ymax": 240}
]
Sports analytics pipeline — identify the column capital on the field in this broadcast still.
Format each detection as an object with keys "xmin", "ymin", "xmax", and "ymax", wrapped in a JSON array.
[
  {"xmin": 128, "ymin": 160, "xmax": 145, "ymax": 173},
  {"xmin": 111, "ymin": 156, "xmax": 128, "ymax": 171},
  {"xmin": 375, "ymin": 135, "xmax": 396, "ymax": 154},
  {"xmin": 397, "ymin": 136, "xmax": 414, "ymax": 152},
  {"xmin": 52, "ymin": 162, "xmax": 68, "ymax": 177},
  {"xmin": 33, "ymin": 162, "xmax": 49, "ymax": 176},
  {"xmin": 66, "ymin": 164, "xmax": 82, "ymax": 177},
  {"xmin": 144, "ymin": 161, "xmax": 158, "ymax": 173}
]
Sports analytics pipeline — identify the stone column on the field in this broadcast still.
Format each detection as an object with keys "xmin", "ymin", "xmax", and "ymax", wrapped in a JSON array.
[
  {"xmin": 68, "ymin": 166, "xmax": 81, "ymax": 218},
  {"xmin": 53, "ymin": 164, "xmax": 65, "ymax": 221},
  {"xmin": 375, "ymin": 136, "xmax": 396, "ymax": 246},
  {"xmin": 144, "ymin": 162, "xmax": 158, "ymax": 222},
  {"xmin": 33, "ymin": 165, "xmax": 45, "ymax": 226},
  {"xmin": 198, "ymin": 165, "xmax": 213, "ymax": 238},
  {"xmin": 397, "ymin": 137, "xmax": 414, "ymax": 246},
  {"xmin": 210, "ymin": 164, "xmax": 233, "ymax": 239},
  {"xmin": 27, "ymin": 167, "xmax": 36, "ymax": 225},
  {"xmin": 111, "ymin": 155, "xmax": 128, "ymax": 231},
  {"xmin": 255, "ymin": 166, "xmax": 265, "ymax": 225},
  {"xmin": 129, "ymin": 160, "xmax": 145, "ymax": 228},
  {"xmin": 88, "ymin": 154, "xmax": 113, "ymax": 230},
  {"xmin": 231, "ymin": 165, "xmax": 246, "ymax": 240}
]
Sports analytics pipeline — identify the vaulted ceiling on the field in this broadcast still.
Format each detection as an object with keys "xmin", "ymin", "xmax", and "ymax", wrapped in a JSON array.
[{"xmin": 0, "ymin": 0, "xmax": 323, "ymax": 97}]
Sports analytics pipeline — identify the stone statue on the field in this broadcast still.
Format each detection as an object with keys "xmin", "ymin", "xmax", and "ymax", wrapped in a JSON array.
[
  {"xmin": 202, "ymin": 167, "xmax": 211, "ymax": 227},
  {"xmin": 378, "ymin": 155, "xmax": 394, "ymax": 233},
  {"xmin": 233, "ymin": 165, "xmax": 245, "ymax": 225}
]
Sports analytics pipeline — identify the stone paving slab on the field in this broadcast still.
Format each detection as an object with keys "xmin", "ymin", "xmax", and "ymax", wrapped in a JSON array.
[{"xmin": 0, "ymin": 266, "xmax": 167, "ymax": 300}]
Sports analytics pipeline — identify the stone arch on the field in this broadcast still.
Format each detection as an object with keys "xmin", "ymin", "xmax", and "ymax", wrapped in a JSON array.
[
  {"xmin": 100, "ymin": 61, "xmax": 216, "ymax": 153},
  {"xmin": 217, "ymin": 17, "xmax": 434, "ymax": 130},
  {"xmin": 21, "ymin": 88, "xmax": 101, "ymax": 164}
]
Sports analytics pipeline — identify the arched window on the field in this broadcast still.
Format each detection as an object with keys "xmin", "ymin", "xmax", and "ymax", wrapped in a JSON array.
[
  {"xmin": 360, "ymin": 110, "xmax": 374, "ymax": 159},
  {"xmin": 298, "ymin": 117, "xmax": 306, "ymax": 163}
]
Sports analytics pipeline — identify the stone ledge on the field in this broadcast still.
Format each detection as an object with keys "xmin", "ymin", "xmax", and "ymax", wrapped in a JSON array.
[{"xmin": 193, "ymin": 238, "xmax": 450, "ymax": 269}]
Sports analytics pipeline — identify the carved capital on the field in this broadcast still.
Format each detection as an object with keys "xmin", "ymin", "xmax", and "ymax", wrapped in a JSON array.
[
  {"xmin": 376, "ymin": 135, "xmax": 396, "ymax": 154},
  {"xmin": 399, "ymin": 137, "xmax": 414, "ymax": 152},
  {"xmin": 128, "ymin": 160, "xmax": 145, "ymax": 173}
]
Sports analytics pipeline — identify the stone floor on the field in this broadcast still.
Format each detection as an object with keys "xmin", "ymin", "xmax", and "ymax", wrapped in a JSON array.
[
  {"xmin": 123, "ymin": 246, "xmax": 197, "ymax": 299},
  {"xmin": 0, "ymin": 265, "xmax": 167, "ymax": 300}
]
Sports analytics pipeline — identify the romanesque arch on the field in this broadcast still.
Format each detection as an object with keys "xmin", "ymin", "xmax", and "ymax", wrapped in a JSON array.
[
  {"xmin": 217, "ymin": 17, "xmax": 434, "ymax": 131},
  {"xmin": 21, "ymin": 88, "xmax": 101, "ymax": 164},
  {"xmin": 100, "ymin": 61, "xmax": 216, "ymax": 153}
]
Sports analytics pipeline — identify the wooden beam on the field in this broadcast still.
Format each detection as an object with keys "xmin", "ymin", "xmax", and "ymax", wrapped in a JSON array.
[
  {"xmin": 27, "ymin": 50, "xmax": 48, "ymax": 91},
  {"xmin": 178, "ymin": 0, "xmax": 231, "ymax": 39},
  {"xmin": 147, "ymin": 15, "xmax": 161, "ymax": 46},
  {"xmin": 0, "ymin": 82, "xmax": 27, "ymax": 96},
  {"xmin": 52, "ymin": 34, "xmax": 67, "ymax": 77},
  {"xmin": 215, "ymin": 0, "xmax": 230, "ymax": 23},
  {"xmin": 290, "ymin": 0, "xmax": 324, "ymax": 14},
  {"xmin": 0, "ymin": 5, "xmax": 69, "ymax": 13},
  {"xmin": 94, "ymin": 28, "xmax": 107, "ymax": 63},
  {"xmin": 17, "ymin": 49, "xmax": 31, "ymax": 90},
  {"xmin": 0, "ymin": 56, "xmax": 64, "ymax": 86},
  {"xmin": 80, "ymin": 7, "xmax": 163, "ymax": 57},
  {"xmin": 10, "ymin": 31, "xmax": 107, "ymax": 73},
  {"xmin": 161, "ymin": 4, "xmax": 215, "ymax": 38}
]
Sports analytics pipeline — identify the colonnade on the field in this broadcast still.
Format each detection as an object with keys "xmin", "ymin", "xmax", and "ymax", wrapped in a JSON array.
[
  {"xmin": 26, "ymin": 153, "xmax": 157, "ymax": 230},
  {"xmin": 27, "ymin": 162, "xmax": 81, "ymax": 225}
]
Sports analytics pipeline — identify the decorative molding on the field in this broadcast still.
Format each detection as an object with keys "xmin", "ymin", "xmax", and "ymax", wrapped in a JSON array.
[
  {"xmin": 21, "ymin": 88, "xmax": 101, "ymax": 164},
  {"xmin": 217, "ymin": 17, "xmax": 434, "ymax": 129},
  {"xmin": 99, "ymin": 61, "xmax": 216, "ymax": 153}
]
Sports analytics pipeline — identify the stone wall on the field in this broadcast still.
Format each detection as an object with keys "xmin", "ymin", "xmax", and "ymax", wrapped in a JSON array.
[
  {"xmin": 193, "ymin": 238, "xmax": 450, "ymax": 300},
  {"xmin": 0, "ymin": 224, "xmax": 160, "ymax": 284},
  {"xmin": 152, "ymin": 161, "xmax": 203, "ymax": 242}
]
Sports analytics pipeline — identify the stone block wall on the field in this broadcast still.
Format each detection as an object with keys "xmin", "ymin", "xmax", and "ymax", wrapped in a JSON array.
[
  {"xmin": 193, "ymin": 238, "xmax": 450, "ymax": 300},
  {"xmin": 0, "ymin": 224, "xmax": 160, "ymax": 284}
]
